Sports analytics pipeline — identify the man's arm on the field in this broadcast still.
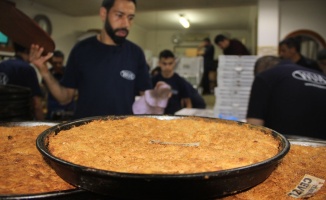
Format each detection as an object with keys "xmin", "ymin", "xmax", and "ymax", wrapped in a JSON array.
[
  {"xmin": 32, "ymin": 96, "xmax": 44, "ymax": 120},
  {"xmin": 41, "ymin": 72, "xmax": 76, "ymax": 104},
  {"xmin": 182, "ymin": 98, "xmax": 192, "ymax": 108},
  {"xmin": 29, "ymin": 44, "xmax": 75, "ymax": 104}
]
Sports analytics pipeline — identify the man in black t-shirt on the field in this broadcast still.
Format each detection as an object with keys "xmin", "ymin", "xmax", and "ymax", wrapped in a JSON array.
[
  {"xmin": 152, "ymin": 50, "xmax": 192, "ymax": 114},
  {"xmin": 247, "ymin": 56, "xmax": 326, "ymax": 140},
  {"xmin": 30, "ymin": 0, "xmax": 152, "ymax": 119},
  {"xmin": 279, "ymin": 37, "xmax": 321, "ymax": 72},
  {"xmin": 214, "ymin": 34, "xmax": 250, "ymax": 55},
  {"xmin": 198, "ymin": 37, "xmax": 215, "ymax": 94},
  {"xmin": 0, "ymin": 43, "xmax": 44, "ymax": 120}
]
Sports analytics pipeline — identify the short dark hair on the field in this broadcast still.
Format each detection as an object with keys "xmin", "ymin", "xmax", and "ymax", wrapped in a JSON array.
[
  {"xmin": 317, "ymin": 49, "xmax": 326, "ymax": 61},
  {"xmin": 52, "ymin": 50, "xmax": 64, "ymax": 59},
  {"xmin": 203, "ymin": 37, "xmax": 211, "ymax": 43},
  {"xmin": 279, "ymin": 37, "xmax": 301, "ymax": 53},
  {"xmin": 159, "ymin": 50, "xmax": 175, "ymax": 60},
  {"xmin": 254, "ymin": 56, "xmax": 281, "ymax": 76},
  {"xmin": 214, "ymin": 34, "xmax": 227, "ymax": 44},
  {"xmin": 102, "ymin": 0, "xmax": 137, "ymax": 10},
  {"xmin": 13, "ymin": 42, "xmax": 28, "ymax": 53}
]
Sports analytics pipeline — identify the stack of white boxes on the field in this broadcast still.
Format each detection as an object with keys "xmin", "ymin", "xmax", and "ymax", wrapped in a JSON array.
[
  {"xmin": 175, "ymin": 56, "xmax": 204, "ymax": 89},
  {"xmin": 214, "ymin": 55, "xmax": 258, "ymax": 121}
]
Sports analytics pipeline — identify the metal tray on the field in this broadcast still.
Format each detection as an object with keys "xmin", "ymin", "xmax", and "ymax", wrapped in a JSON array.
[
  {"xmin": 36, "ymin": 115, "xmax": 290, "ymax": 200},
  {"xmin": 288, "ymin": 138, "xmax": 326, "ymax": 147}
]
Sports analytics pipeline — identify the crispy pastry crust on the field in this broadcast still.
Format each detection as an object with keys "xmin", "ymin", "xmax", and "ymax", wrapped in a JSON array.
[{"xmin": 0, "ymin": 126, "xmax": 75, "ymax": 195}]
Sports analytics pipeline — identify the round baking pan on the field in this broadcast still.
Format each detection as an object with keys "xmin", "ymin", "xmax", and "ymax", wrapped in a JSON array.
[
  {"xmin": 0, "ymin": 189, "xmax": 101, "ymax": 200},
  {"xmin": 0, "ymin": 121, "xmax": 106, "ymax": 200},
  {"xmin": 36, "ymin": 115, "xmax": 290, "ymax": 199}
]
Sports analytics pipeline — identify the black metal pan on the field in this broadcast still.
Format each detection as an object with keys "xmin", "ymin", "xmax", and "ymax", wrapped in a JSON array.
[
  {"xmin": 0, "ymin": 121, "xmax": 106, "ymax": 200},
  {"xmin": 36, "ymin": 115, "xmax": 290, "ymax": 199}
]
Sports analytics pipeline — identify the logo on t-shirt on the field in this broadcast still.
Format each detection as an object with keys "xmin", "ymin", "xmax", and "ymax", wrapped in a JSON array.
[
  {"xmin": 292, "ymin": 70, "xmax": 326, "ymax": 89},
  {"xmin": 120, "ymin": 70, "xmax": 135, "ymax": 81},
  {"xmin": 0, "ymin": 73, "xmax": 9, "ymax": 85},
  {"xmin": 172, "ymin": 89, "xmax": 179, "ymax": 95}
]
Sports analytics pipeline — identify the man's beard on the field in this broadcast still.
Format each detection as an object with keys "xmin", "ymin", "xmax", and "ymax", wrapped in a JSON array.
[{"xmin": 104, "ymin": 18, "xmax": 129, "ymax": 45}]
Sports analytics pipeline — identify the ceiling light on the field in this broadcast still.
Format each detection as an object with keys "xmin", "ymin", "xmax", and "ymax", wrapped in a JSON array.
[{"xmin": 179, "ymin": 14, "xmax": 190, "ymax": 28}]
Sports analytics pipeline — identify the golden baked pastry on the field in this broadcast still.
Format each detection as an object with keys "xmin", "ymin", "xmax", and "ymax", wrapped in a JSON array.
[
  {"xmin": 0, "ymin": 126, "xmax": 75, "ymax": 195},
  {"xmin": 48, "ymin": 117, "xmax": 280, "ymax": 174},
  {"xmin": 224, "ymin": 144, "xmax": 326, "ymax": 200}
]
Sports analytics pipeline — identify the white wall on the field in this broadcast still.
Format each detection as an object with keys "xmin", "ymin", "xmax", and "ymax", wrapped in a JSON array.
[
  {"xmin": 12, "ymin": 0, "xmax": 147, "ymax": 63},
  {"xmin": 279, "ymin": 0, "xmax": 326, "ymax": 40},
  {"xmin": 11, "ymin": 1, "xmax": 253, "ymax": 61},
  {"xmin": 12, "ymin": 0, "xmax": 79, "ymax": 61},
  {"xmin": 257, "ymin": 0, "xmax": 279, "ymax": 56},
  {"xmin": 10, "ymin": 0, "xmax": 326, "ymax": 62}
]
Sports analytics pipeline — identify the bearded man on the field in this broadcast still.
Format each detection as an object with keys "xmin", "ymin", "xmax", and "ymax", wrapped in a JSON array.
[{"xmin": 32, "ymin": 0, "xmax": 152, "ymax": 119}]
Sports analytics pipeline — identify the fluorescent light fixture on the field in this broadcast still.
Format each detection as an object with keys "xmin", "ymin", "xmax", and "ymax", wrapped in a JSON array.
[{"xmin": 179, "ymin": 14, "xmax": 190, "ymax": 28}]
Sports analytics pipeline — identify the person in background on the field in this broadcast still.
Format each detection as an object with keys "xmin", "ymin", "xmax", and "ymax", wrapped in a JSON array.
[
  {"xmin": 46, "ymin": 50, "xmax": 76, "ymax": 120},
  {"xmin": 198, "ymin": 37, "xmax": 215, "ymax": 94},
  {"xmin": 0, "ymin": 42, "xmax": 44, "ymax": 120},
  {"xmin": 150, "ymin": 66, "xmax": 161, "ymax": 77},
  {"xmin": 214, "ymin": 34, "xmax": 250, "ymax": 55},
  {"xmin": 182, "ymin": 79, "xmax": 206, "ymax": 109},
  {"xmin": 30, "ymin": 0, "xmax": 152, "ymax": 119},
  {"xmin": 246, "ymin": 55, "xmax": 326, "ymax": 140},
  {"xmin": 150, "ymin": 65, "xmax": 206, "ymax": 109},
  {"xmin": 152, "ymin": 50, "xmax": 192, "ymax": 114},
  {"xmin": 279, "ymin": 37, "xmax": 321, "ymax": 72},
  {"xmin": 317, "ymin": 48, "xmax": 326, "ymax": 74}
]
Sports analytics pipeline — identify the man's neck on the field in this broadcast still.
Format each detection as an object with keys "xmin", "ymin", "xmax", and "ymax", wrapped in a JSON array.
[
  {"xmin": 161, "ymin": 71, "xmax": 174, "ymax": 79},
  {"xmin": 98, "ymin": 31, "xmax": 116, "ymax": 45},
  {"xmin": 16, "ymin": 52, "xmax": 29, "ymax": 62},
  {"xmin": 292, "ymin": 53, "xmax": 301, "ymax": 63}
]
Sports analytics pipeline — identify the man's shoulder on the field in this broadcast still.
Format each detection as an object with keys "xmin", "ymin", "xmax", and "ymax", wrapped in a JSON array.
[
  {"xmin": 151, "ymin": 73, "xmax": 163, "ymax": 81},
  {"xmin": 230, "ymin": 39, "xmax": 242, "ymax": 44},
  {"xmin": 259, "ymin": 62, "xmax": 324, "ymax": 79},
  {"xmin": 74, "ymin": 36, "xmax": 97, "ymax": 47},
  {"xmin": 172, "ymin": 73, "xmax": 190, "ymax": 85},
  {"xmin": 0, "ymin": 58, "xmax": 32, "ymax": 69},
  {"xmin": 302, "ymin": 55, "xmax": 319, "ymax": 66},
  {"xmin": 171, "ymin": 72, "xmax": 183, "ymax": 79},
  {"xmin": 74, "ymin": 37, "xmax": 142, "ymax": 51},
  {"xmin": 297, "ymin": 55, "xmax": 320, "ymax": 71},
  {"xmin": 123, "ymin": 40, "xmax": 143, "ymax": 52},
  {"xmin": 261, "ymin": 62, "xmax": 299, "ymax": 73}
]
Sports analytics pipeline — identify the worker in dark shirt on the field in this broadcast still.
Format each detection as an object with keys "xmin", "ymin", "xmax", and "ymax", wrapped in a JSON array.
[
  {"xmin": 198, "ymin": 37, "xmax": 215, "ymax": 94},
  {"xmin": 279, "ymin": 37, "xmax": 321, "ymax": 72},
  {"xmin": 214, "ymin": 34, "xmax": 250, "ymax": 55},
  {"xmin": 0, "ymin": 43, "xmax": 44, "ymax": 120},
  {"xmin": 247, "ymin": 55, "xmax": 326, "ymax": 140}
]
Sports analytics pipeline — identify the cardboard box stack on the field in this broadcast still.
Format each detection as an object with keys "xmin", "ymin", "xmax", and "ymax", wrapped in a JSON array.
[
  {"xmin": 214, "ymin": 55, "xmax": 258, "ymax": 121},
  {"xmin": 175, "ymin": 56, "xmax": 204, "ymax": 89}
]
